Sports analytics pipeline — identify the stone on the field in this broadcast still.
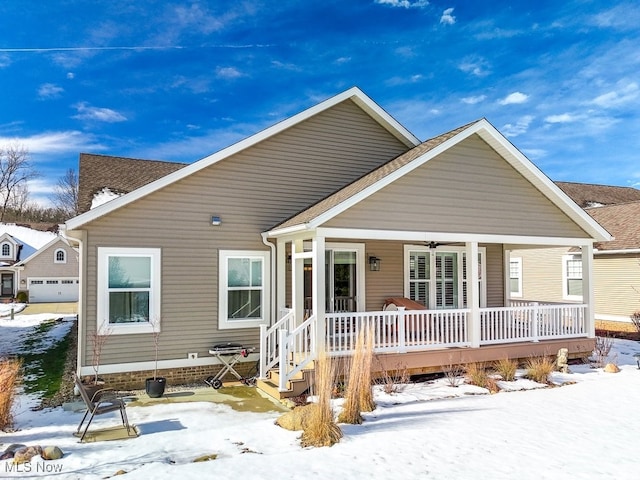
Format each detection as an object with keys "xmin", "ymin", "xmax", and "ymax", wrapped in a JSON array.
[
  {"xmin": 604, "ymin": 363, "xmax": 620, "ymax": 373},
  {"xmin": 193, "ymin": 453, "xmax": 218, "ymax": 462},
  {"xmin": 556, "ymin": 348, "xmax": 569, "ymax": 373},
  {"xmin": 0, "ymin": 444, "xmax": 26, "ymax": 460},
  {"xmin": 41, "ymin": 446, "xmax": 64, "ymax": 460},
  {"xmin": 13, "ymin": 446, "xmax": 42, "ymax": 464},
  {"xmin": 275, "ymin": 404, "xmax": 319, "ymax": 431}
]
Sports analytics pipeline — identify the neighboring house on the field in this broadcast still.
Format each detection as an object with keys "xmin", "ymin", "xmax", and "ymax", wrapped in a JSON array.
[
  {"xmin": 511, "ymin": 188, "xmax": 640, "ymax": 333},
  {"xmin": 0, "ymin": 224, "xmax": 79, "ymax": 303},
  {"xmin": 64, "ymin": 88, "xmax": 611, "ymax": 396}
]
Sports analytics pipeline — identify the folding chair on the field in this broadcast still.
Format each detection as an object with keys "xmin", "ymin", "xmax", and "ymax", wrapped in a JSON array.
[{"xmin": 74, "ymin": 375, "xmax": 133, "ymax": 442}]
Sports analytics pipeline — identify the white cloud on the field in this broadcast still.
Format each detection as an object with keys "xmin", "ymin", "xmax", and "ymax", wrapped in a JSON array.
[
  {"xmin": 461, "ymin": 95, "xmax": 486, "ymax": 105},
  {"xmin": 521, "ymin": 148, "xmax": 547, "ymax": 160},
  {"xmin": 0, "ymin": 53, "xmax": 10, "ymax": 68},
  {"xmin": 440, "ymin": 8, "xmax": 456, "ymax": 25},
  {"xmin": 334, "ymin": 57, "xmax": 352, "ymax": 64},
  {"xmin": 458, "ymin": 57, "xmax": 491, "ymax": 77},
  {"xmin": 375, "ymin": 0, "xmax": 429, "ymax": 9},
  {"xmin": 591, "ymin": 82, "xmax": 639, "ymax": 108},
  {"xmin": 501, "ymin": 115, "xmax": 534, "ymax": 137},
  {"xmin": 385, "ymin": 74, "xmax": 424, "ymax": 86},
  {"xmin": 0, "ymin": 130, "xmax": 105, "ymax": 155},
  {"xmin": 216, "ymin": 66, "xmax": 244, "ymax": 79},
  {"xmin": 544, "ymin": 113, "xmax": 579, "ymax": 124},
  {"xmin": 72, "ymin": 102, "xmax": 127, "ymax": 123},
  {"xmin": 67, "ymin": 72, "xmax": 75, "ymax": 79},
  {"xmin": 499, "ymin": 92, "xmax": 529, "ymax": 105},
  {"xmin": 37, "ymin": 83, "xmax": 64, "ymax": 99}
]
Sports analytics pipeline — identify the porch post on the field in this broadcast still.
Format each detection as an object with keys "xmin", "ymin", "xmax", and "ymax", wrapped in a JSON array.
[
  {"xmin": 292, "ymin": 239, "xmax": 305, "ymax": 326},
  {"xmin": 582, "ymin": 243, "xmax": 595, "ymax": 338},
  {"xmin": 503, "ymin": 248, "xmax": 511, "ymax": 307},
  {"xmin": 312, "ymin": 235, "xmax": 326, "ymax": 354},
  {"xmin": 466, "ymin": 241, "xmax": 481, "ymax": 348},
  {"xmin": 276, "ymin": 238, "xmax": 286, "ymax": 315}
]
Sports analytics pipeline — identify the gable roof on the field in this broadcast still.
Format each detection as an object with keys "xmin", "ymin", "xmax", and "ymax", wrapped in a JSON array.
[
  {"xmin": 555, "ymin": 182, "xmax": 640, "ymax": 208},
  {"xmin": 16, "ymin": 235, "xmax": 76, "ymax": 266},
  {"xmin": 586, "ymin": 201, "xmax": 640, "ymax": 251},
  {"xmin": 66, "ymin": 87, "xmax": 420, "ymax": 231},
  {"xmin": 78, "ymin": 153, "xmax": 187, "ymax": 213},
  {"xmin": 267, "ymin": 118, "xmax": 612, "ymax": 243}
]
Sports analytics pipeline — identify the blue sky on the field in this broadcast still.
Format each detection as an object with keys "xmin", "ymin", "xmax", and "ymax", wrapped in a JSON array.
[{"xmin": 1, "ymin": 0, "xmax": 639, "ymax": 207}]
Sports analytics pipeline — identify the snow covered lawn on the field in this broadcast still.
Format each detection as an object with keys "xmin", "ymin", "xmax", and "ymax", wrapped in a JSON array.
[{"xmin": 2, "ymin": 312, "xmax": 639, "ymax": 479}]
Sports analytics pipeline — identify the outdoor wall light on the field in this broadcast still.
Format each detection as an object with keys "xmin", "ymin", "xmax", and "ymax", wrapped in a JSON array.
[
  {"xmin": 211, "ymin": 215, "xmax": 222, "ymax": 226},
  {"xmin": 369, "ymin": 256, "xmax": 381, "ymax": 271}
]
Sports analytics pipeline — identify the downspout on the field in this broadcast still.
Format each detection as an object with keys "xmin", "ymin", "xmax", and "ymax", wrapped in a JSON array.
[{"xmin": 261, "ymin": 232, "xmax": 276, "ymax": 324}]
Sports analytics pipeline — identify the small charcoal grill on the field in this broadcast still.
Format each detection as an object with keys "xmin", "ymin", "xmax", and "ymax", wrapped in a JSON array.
[{"xmin": 205, "ymin": 343, "xmax": 256, "ymax": 389}]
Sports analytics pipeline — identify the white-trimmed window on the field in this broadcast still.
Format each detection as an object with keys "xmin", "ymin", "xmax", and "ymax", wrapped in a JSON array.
[
  {"xmin": 97, "ymin": 247, "xmax": 161, "ymax": 335},
  {"xmin": 54, "ymin": 248, "xmax": 66, "ymax": 263},
  {"xmin": 509, "ymin": 258, "xmax": 522, "ymax": 298},
  {"xmin": 1, "ymin": 242, "xmax": 11, "ymax": 258},
  {"xmin": 219, "ymin": 250, "xmax": 270, "ymax": 329},
  {"xmin": 563, "ymin": 254, "xmax": 583, "ymax": 301}
]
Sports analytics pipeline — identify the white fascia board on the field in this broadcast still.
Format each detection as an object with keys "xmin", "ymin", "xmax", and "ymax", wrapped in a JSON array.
[
  {"xmin": 66, "ymin": 87, "xmax": 420, "ymax": 231},
  {"xmin": 17, "ymin": 236, "xmax": 66, "ymax": 266},
  {"xmin": 472, "ymin": 120, "xmax": 613, "ymax": 243},
  {"xmin": 266, "ymin": 224, "xmax": 310, "ymax": 237},
  {"xmin": 316, "ymin": 227, "xmax": 594, "ymax": 246}
]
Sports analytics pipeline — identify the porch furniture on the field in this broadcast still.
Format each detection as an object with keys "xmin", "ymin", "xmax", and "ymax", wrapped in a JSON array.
[
  {"xmin": 206, "ymin": 343, "xmax": 256, "ymax": 389},
  {"xmin": 74, "ymin": 375, "xmax": 133, "ymax": 442}
]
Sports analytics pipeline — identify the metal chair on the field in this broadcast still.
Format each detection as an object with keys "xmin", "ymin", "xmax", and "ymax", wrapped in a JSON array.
[{"xmin": 74, "ymin": 375, "xmax": 133, "ymax": 442}]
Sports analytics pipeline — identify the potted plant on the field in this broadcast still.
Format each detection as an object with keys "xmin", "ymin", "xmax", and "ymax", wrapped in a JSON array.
[{"xmin": 145, "ymin": 324, "xmax": 166, "ymax": 398}]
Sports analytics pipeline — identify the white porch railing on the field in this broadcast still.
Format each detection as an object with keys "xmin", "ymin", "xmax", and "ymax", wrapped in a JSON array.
[{"xmin": 261, "ymin": 303, "xmax": 588, "ymax": 392}]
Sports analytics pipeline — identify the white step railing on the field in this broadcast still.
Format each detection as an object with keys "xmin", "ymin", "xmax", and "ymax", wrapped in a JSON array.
[
  {"xmin": 278, "ymin": 314, "xmax": 316, "ymax": 392},
  {"xmin": 259, "ymin": 308, "xmax": 295, "ymax": 379}
]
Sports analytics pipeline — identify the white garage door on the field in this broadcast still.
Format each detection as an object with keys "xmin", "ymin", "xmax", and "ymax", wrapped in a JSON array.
[{"xmin": 28, "ymin": 278, "xmax": 79, "ymax": 303}]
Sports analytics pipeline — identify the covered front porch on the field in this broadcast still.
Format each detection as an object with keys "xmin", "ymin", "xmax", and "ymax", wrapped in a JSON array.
[{"xmin": 258, "ymin": 228, "xmax": 596, "ymax": 395}]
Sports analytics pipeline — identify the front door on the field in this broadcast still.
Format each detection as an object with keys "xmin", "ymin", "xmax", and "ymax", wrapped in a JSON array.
[
  {"xmin": 326, "ymin": 249, "xmax": 358, "ymax": 313},
  {"xmin": 1, "ymin": 273, "xmax": 13, "ymax": 297}
]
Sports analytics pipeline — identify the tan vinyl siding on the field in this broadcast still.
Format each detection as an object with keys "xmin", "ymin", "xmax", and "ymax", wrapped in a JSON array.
[
  {"xmin": 79, "ymin": 100, "xmax": 410, "ymax": 368},
  {"xmin": 594, "ymin": 253, "xmax": 640, "ymax": 317},
  {"xmin": 484, "ymin": 244, "xmax": 504, "ymax": 307},
  {"xmin": 22, "ymin": 241, "xmax": 79, "ymax": 279},
  {"xmin": 514, "ymin": 247, "xmax": 570, "ymax": 303},
  {"xmin": 324, "ymin": 135, "xmax": 587, "ymax": 238}
]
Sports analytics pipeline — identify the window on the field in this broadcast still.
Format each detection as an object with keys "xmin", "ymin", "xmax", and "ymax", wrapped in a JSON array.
[
  {"xmin": 97, "ymin": 247, "xmax": 161, "ymax": 335},
  {"xmin": 30, "ymin": 280, "xmax": 44, "ymax": 285},
  {"xmin": 1, "ymin": 242, "xmax": 11, "ymax": 257},
  {"xmin": 219, "ymin": 250, "xmax": 270, "ymax": 329},
  {"xmin": 509, "ymin": 258, "xmax": 522, "ymax": 298},
  {"xmin": 563, "ymin": 255, "xmax": 583, "ymax": 300},
  {"xmin": 404, "ymin": 246, "xmax": 486, "ymax": 309},
  {"xmin": 54, "ymin": 248, "xmax": 66, "ymax": 263}
]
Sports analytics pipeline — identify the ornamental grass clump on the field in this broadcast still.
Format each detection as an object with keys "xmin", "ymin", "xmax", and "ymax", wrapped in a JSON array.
[
  {"xmin": 338, "ymin": 326, "xmax": 376, "ymax": 424},
  {"xmin": 301, "ymin": 351, "xmax": 342, "ymax": 447},
  {"xmin": 0, "ymin": 357, "xmax": 22, "ymax": 431},
  {"xmin": 525, "ymin": 355, "xmax": 555, "ymax": 384},
  {"xmin": 465, "ymin": 362, "xmax": 499, "ymax": 393},
  {"xmin": 494, "ymin": 357, "xmax": 518, "ymax": 382}
]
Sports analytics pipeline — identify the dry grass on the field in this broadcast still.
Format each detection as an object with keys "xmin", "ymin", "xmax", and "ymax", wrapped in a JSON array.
[
  {"xmin": 442, "ymin": 355, "xmax": 465, "ymax": 387},
  {"xmin": 494, "ymin": 357, "xmax": 518, "ymax": 382},
  {"xmin": 339, "ymin": 327, "xmax": 376, "ymax": 424},
  {"xmin": 592, "ymin": 336, "xmax": 614, "ymax": 368},
  {"xmin": 525, "ymin": 356, "xmax": 555, "ymax": 384},
  {"xmin": 465, "ymin": 362, "xmax": 499, "ymax": 393},
  {"xmin": 375, "ymin": 360, "xmax": 409, "ymax": 395},
  {"xmin": 0, "ymin": 357, "xmax": 22, "ymax": 431},
  {"xmin": 301, "ymin": 351, "xmax": 342, "ymax": 447}
]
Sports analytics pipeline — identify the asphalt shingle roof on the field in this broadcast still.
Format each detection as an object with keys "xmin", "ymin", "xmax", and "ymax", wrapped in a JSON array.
[{"xmin": 586, "ymin": 201, "xmax": 640, "ymax": 251}]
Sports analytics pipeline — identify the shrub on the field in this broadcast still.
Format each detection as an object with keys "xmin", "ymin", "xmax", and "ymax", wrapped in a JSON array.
[
  {"xmin": 592, "ymin": 336, "xmax": 614, "ymax": 368},
  {"xmin": 15, "ymin": 291, "xmax": 28, "ymax": 303},
  {"xmin": 301, "ymin": 351, "xmax": 342, "ymax": 447},
  {"xmin": 0, "ymin": 357, "xmax": 22, "ymax": 431},
  {"xmin": 630, "ymin": 312, "xmax": 640, "ymax": 333},
  {"xmin": 465, "ymin": 362, "xmax": 499, "ymax": 393},
  {"xmin": 375, "ymin": 361, "xmax": 409, "ymax": 395},
  {"xmin": 494, "ymin": 357, "xmax": 518, "ymax": 382},
  {"xmin": 442, "ymin": 355, "xmax": 465, "ymax": 387},
  {"xmin": 525, "ymin": 356, "xmax": 555, "ymax": 384}
]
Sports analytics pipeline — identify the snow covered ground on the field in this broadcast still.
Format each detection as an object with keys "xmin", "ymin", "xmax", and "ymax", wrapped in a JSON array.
[{"xmin": 1, "ymin": 311, "xmax": 639, "ymax": 479}]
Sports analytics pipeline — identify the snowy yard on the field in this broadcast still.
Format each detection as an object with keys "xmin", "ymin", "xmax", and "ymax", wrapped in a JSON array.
[{"xmin": 1, "ymin": 309, "xmax": 639, "ymax": 479}]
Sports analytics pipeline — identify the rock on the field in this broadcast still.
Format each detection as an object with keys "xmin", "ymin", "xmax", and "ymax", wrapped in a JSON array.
[
  {"xmin": 41, "ymin": 445, "xmax": 64, "ymax": 460},
  {"xmin": 275, "ymin": 404, "xmax": 319, "ymax": 431},
  {"xmin": 193, "ymin": 453, "xmax": 218, "ymax": 462},
  {"xmin": 604, "ymin": 363, "xmax": 620, "ymax": 373},
  {"xmin": 0, "ymin": 444, "xmax": 26, "ymax": 460},
  {"xmin": 13, "ymin": 446, "xmax": 42, "ymax": 464}
]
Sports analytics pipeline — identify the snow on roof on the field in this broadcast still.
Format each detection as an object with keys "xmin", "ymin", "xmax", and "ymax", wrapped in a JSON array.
[
  {"xmin": 91, "ymin": 187, "xmax": 123, "ymax": 209},
  {"xmin": 0, "ymin": 224, "xmax": 56, "ymax": 251}
]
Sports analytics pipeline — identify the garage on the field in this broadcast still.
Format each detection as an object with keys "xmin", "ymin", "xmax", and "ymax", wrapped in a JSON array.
[{"xmin": 28, "ymin": 277, "xmax": 79, "ymax": 303}]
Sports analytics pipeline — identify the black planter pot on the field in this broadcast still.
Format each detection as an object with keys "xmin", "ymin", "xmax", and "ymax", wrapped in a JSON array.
[{"xmin": 145, "ymin": 377, "xmax": 167, "ymax": 398}]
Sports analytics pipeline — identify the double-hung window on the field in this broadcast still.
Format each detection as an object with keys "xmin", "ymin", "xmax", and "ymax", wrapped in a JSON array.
[
  {"xmin": 563, "ymin": 255, "xmax": 583, "ymax": 301},
  {"xmin": 509, "ymin": 258, "xmax": 522, "ymax": 298},
  {"xmin": 97, "ymin": 247, "xmax": 161, "ymax": 334},
  {"xmin": 219, "ymin": 250, "xmax": 270, "ymax": 329}
]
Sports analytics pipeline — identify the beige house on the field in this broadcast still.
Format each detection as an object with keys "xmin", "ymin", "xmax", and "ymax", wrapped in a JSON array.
[
  {"xmin": 64, "ymin": 88, "xmax": 611, "ymax": 396},
  {"xmin": 511, "ymin": 189, "xmax": 640, "ymax": 333}
]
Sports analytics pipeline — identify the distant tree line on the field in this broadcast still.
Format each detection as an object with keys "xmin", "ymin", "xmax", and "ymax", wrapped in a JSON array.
[{"xmin": 0, "ymin": 144, "xmax": 79, "ymax": 227}]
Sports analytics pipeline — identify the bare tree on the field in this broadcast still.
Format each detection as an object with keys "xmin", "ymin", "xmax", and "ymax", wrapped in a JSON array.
[
  {"xmin": 52, "ymin": 168, "xmax": 79, "ymax": 219},
  {"xmin": 0, "ymin": 144, "xmax": 39, "ymax": 222},
  {"xmin": 6, "ymin": 184, "xmax": 32, "ymax": 220}
]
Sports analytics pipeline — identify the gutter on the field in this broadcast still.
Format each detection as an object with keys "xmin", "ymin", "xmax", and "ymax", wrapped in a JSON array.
[{"xmin": 594, "ymin": 248, "xmax": 640, "ymax": 255}]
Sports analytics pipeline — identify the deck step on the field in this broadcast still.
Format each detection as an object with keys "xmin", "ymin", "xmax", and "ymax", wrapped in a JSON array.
[{"xmin": 256, "ymin": 365, "xmax": 315, "ymax": 400}]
